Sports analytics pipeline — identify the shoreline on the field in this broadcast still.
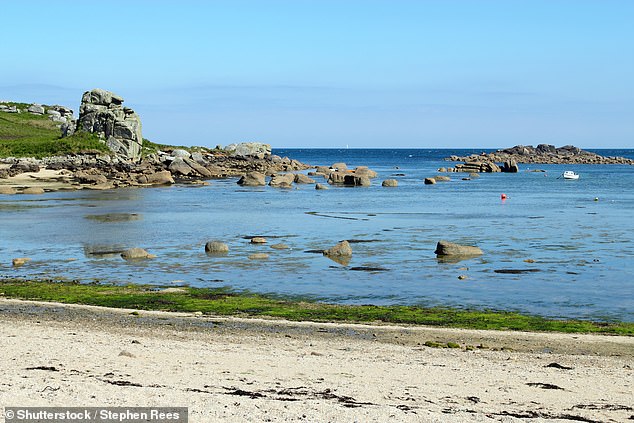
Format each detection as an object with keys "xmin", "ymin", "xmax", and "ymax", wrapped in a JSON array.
[
  {"xmin": 1, "ymin": 298, "xmax": 633, "ymax": 422},
  {"xmin": 1, "ymin": 279, "xmax": 632, "ymax": 336}
]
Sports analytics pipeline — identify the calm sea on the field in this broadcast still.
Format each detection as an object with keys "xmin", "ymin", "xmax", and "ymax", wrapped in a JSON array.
[{"xmin": 2, "ymin": 149, "xmax": 633, "ymax": 322}]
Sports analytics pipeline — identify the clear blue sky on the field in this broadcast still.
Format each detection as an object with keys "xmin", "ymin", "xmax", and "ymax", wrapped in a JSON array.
[{"xmin": 2, "ymin": 0, "xmax": 632, "ymax": 148}]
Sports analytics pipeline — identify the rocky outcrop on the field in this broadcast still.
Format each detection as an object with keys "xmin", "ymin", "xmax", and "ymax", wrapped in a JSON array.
[
  {"xmin": 447, "ymin": 144, "xmax": 634, "ymax": 165},
  {"xmin": 1, "ymin": 147, "xmax": 311, "ymax": 191},
  {"xmin": 27, "ymin": 104, "xmax": 45, "ymax": 114},
  {"xmin": 382, "ymin": 179, "xmax": 398, "ymax": 187},
  {"xmin": 75, "ymin": 88, "xmax": 143, "ymax": 161},
  {"xmin": 447, "ymin": 162, "xmax": 502, "ymax": 173}
]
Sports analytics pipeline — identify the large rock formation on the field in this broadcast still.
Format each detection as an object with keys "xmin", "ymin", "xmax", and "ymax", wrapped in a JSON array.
[
  {"xmin": 76, "ymin": 88, "xmax": 143, "ymax": 161},
  {"xmin": 225, "ymin": 142, "xmax": 271, "ymax": 159},
  {"xmin": 447, "ymin": 144, "xmax": 634, "ymax": 166}
]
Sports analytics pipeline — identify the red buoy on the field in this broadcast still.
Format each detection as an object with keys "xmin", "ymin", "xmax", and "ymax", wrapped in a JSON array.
[{"xmin": 500, "ymin": 193, "xmax": 507, "ymax": 200}]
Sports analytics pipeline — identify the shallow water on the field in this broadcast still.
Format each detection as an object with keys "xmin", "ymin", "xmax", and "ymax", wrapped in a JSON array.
[{"xmin": 2, "ymin": 149, "xmax": 633, "ymax": 321}]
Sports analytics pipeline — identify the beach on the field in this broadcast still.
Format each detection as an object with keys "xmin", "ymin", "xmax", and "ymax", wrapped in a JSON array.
[{"xmin": 1, "ymin": 299, "xmax": 632, "ymax": 422}]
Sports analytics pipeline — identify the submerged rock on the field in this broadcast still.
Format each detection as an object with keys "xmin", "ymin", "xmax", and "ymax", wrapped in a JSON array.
[
  {"xmin": 434, "ymin": 240, "xmax": 483, "ymax": 257},
  {"xmin": 323, "ymin": 240, "xmax": 352, "ymax": 257},
  {"xmin": 121, "ymin": 248, "xmax": 156, "ymax": 260},
  {"xmin": 382, "ymin": 179, "xmax": 398, "ymax": 187},
  {"xmin": 12, "ymin": 257, "xmax": 31, "ymax": 267},
  {"xmin": 205, "ymin": 241, "xmax": 229, "ymax": 254}
]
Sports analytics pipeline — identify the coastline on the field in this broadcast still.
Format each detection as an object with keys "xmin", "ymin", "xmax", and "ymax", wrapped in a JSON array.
[{"xmin": 1, "ymin": 298, "xmax": 633, "ymax": 422}]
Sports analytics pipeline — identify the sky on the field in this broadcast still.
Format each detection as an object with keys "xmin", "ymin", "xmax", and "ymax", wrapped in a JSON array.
[{"xmin": 1, "ymin": 0, "xmax": 632, "ymax": 149}]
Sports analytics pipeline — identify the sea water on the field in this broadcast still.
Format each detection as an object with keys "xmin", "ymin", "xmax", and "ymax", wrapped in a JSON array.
[{"xmin": 1, "ymin": 149, "xmax": 633, "ymax": 322}]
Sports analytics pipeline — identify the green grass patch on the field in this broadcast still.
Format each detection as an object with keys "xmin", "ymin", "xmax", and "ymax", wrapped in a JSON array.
[
  {"xmin": 1, "ymin": 278, "xmax": 632, "ymax": 335},
  {"xmin": 0, "ymin": 103, "xmax": 109, "ymax": 158}
]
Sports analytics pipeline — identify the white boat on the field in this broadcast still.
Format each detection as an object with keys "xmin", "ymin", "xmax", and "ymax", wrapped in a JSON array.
[{"xmin": 562, "ymin": 170, "xmax": 580, "ymax": 180}]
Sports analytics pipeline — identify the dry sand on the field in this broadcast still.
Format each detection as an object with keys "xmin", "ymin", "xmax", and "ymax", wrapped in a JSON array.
[
  {"xmin": 0, "ymin": 169, "xmax": 75, "ymax": 192},
  {"xmin": 0, "ymin": 298, "xmax": 632, "ymax": 422}
]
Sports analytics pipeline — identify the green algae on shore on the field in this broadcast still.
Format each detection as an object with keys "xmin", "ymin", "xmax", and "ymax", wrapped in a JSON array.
[{"xmin": 0, "ymin": 278, "xmax": 632, "ymax": 335}]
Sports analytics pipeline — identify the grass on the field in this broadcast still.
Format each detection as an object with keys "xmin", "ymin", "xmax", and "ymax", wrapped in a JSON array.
[
  {"xmin": 0, "ymin": 102, "xmax": 109, "ymax": 158},
  {"xmin": 1, "ymin": 278, "xmax": 632, "ymax": 335}
]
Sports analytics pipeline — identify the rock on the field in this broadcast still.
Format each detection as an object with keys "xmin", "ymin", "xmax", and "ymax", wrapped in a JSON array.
[
  {"xmin": 315, "ymin": 183, "xmax": 329, "ymax": 190},
  {"xmin": 27, "ymin": 104, "xmax": 45, "ymax": 114},
  {"xmin": 225, "ymin": 142, "xmax": 271, "ymax": 159},
  {"xmin": 74, "ymin": 170, "xmax": 108, "ymax": 185},
  {"xmin": 248, "ymin": 253, "xmax": 269, "ymax": 260},
  {"xmin": 172, "ymin": 149, "xmax": 191, "ymax": 158},
  {"xmin": 0, "ymin": 187, "xmax": 17, "ymax": 195},
  {"xmin": 191, "ymin": 152, "xmax": 205, "ymax": 163},
  {"xmin": 382, "ymin": 179, "xmax": 398, "ymax": 187},
  {"xmin": 294, "ymin": 174, "xmax": 316, "ymax": 184},
  {"xmin": 144, "ymin": 170, "xmax": 174, "ymax": 185},
  {"xmin": 270, "ymin": 243, "xmax": 289, "ymax": 250},
  {"xmin": 502, "ymin": 160, "xmax": 519, "ymax": 173},
  {"xmin": 184, "ymin": 158, "xmax": 212, "ymax": 178},
  {"xmin": 61, "ymin": 121, "xmax": 76, "ymax": 137},
  {"xmin": 9, "ymin": 161, "xmax": 40, "ymax": 176},
  {"xmin": 237, "ymin": 171, "xmax": 266, "ymax": 186},
  {"xmin": 205, "ymin": 241, "xmax": 229, "ymax": 254},
  {"xmin": 168, "ymin": 157, "xmax": 194, "ymax": 176},
  {"xmin": 434, "ymin": 240, "xmax": 483, "ymax": 257},
  {"xmin": 323, "ymin": 240, "xmax": 352, "ymax": 257},
  {"xmin": 331, "ymin": 163, "xmax": 347, "ymax": 171},
  {"xmin": 22, "ymin": 187, "xmax": 45, "ymax": 194},
  {"xmin": 250, "ymin": 237, "xmax": 267, "ymax": 244},
  {"xmin": 327, "ymin": 171, "xmax": 347, "ymax": 185},
  {"xmin": 353, "ymin": 166, "xmax": 378, "ymax": 178},
  {"xmin": 12, "ymin": 257, "xmax": 31, "ymax": 267},
  {"xmin": 354, "ymin": 176, "xmax": 372, "ymax": 186},
  {"xmin": 269, "ymin": 173, "xmax": 295, "ymax": 188},
  {"xmin": 118, "ymin": 350, "xmax": 136, "ymax": 358},
  {"xmin": 75, "ymin": 88, "xmax": 143, "ymax": 161},
  {"xmin": 424, "ymin": 177, "xmax": 436, "ymax": 185},
  {"xmin": 434, "ymin": 175, "xmax": 451, "ymax": 182},
  {"xmin": 328, "ymin": 172, "xmax": 371, "ymax": 186},
  {"xmin": 121, "ymin": 248, "xmax": 156, "ymax": 260}
]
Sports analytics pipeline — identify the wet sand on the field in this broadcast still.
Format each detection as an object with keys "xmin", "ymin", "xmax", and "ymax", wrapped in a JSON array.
[{"xmin": 0, "ymin": 298, "xmax": 632, "ymax": 422}]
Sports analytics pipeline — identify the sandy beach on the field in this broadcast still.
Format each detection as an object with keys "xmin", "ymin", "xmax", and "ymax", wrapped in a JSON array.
[{"xmin": 0, "ymin": 298, "xmax": 632, "ymax": 422}]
